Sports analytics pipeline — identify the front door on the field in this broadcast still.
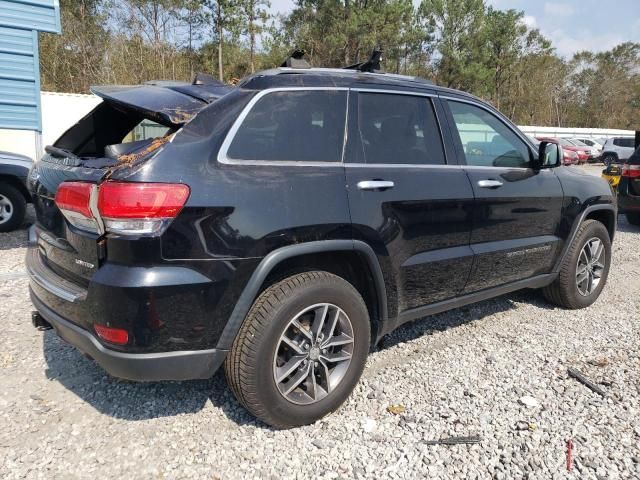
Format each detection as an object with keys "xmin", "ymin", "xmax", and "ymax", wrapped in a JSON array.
[
  {"xmin": 344, "ymin": 90, "xmax": 475, "ymax": 322},
  {"xmin": 443, "ymin": 98, "xmax": 564, "ymax": 292}
]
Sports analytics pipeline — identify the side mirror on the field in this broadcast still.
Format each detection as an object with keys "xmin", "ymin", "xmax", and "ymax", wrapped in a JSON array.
[{"xmin": 534, "ymin": 141, "xmax": 562, "ymax": 169}]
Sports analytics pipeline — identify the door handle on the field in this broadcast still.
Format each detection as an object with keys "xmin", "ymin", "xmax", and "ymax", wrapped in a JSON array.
[
  {"xmin": 357, "ymin": 180, "xmax": 395, "ymax": 191},
  {"xmin": 477, "ymin": 179, "xmax": 503, "ymax": 189}
]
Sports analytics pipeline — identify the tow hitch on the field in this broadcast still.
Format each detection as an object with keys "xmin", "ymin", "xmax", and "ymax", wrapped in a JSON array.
[{"xmin": 32, "ymin": 311, "xmax": 52, "ymax": 331}]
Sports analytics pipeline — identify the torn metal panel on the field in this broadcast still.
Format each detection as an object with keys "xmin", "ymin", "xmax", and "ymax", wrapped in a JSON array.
[{"xmin": 90, "ymin": 85, "xmax": 206, "ymax": 127}]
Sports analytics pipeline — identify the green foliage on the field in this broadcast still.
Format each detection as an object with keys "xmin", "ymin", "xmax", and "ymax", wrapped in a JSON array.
[{"xmin": 38, "ymin": 0, "xmax": 640, "ymax": 129}]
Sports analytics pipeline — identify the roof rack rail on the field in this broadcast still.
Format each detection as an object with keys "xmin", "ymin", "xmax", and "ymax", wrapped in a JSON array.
[
  {"xmin": 281, "ymin": 49, "xmax": 311, "ymax": 69},
  {"xmin": 344, "ymin": 48, "xmax": 383, "ymax": 73}
]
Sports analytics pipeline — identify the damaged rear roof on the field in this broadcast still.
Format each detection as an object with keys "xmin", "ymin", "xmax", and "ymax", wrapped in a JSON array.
[{"xmin": 90, "ymin": 79, "xmax": 233, "ymax": 127}]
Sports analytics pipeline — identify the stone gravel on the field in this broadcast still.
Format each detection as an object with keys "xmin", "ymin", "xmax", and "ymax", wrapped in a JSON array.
[{"xmin": 1, "ymin": 168, "xmax": 639, "ymax": 479}]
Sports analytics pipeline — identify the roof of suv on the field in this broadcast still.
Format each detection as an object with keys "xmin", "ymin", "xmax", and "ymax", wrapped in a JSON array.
[{"xmin": 237, "ymin": 67, "xmax": 481, "ymax": 101}]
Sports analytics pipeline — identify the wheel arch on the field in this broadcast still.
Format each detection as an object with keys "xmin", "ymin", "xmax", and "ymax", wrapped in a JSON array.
[
  {"xmin": 216, "ymin": 240, "xmax": 388, "ymax": 350},
  {"xmin": 553, "ymin": 204, "xmax": 617, "ymax": 273},
  {"xmin": 0, "ymin": 174, "xmax": 31, "ymax": 203}
]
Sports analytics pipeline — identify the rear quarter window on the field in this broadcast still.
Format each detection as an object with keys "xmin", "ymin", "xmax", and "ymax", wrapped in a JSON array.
[
  {"xmin": 613, "ymin": 138, "xmax": 634, "ymax": 148},
  {"xmin": 226, "ymin": 90, "xmax": 348, "ymax": 162}
]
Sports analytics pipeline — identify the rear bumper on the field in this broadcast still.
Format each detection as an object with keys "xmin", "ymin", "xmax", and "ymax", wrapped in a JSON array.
[{"xmin": 31, "ymin": 290, "xmax": 227, "ymax": 381}]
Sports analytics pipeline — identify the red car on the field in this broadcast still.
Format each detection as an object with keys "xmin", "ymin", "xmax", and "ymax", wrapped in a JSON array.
[
  {"xmin": 537, "ymin": 137, "xmax": 591, "ymax": 164},
  {"xmin": 562, "ymin": 149, "xmax": 579, "ymax": 165}
]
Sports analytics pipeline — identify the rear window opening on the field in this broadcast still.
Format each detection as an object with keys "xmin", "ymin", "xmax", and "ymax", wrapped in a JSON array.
[{"xmin": 47, "ymin": 101, "xmax": 176, "ymax": 167}]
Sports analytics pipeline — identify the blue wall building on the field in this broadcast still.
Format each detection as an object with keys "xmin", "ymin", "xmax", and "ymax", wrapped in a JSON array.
[{"xmin": 0, "ymin": 0, "xmax": 61, "ymax": 132}]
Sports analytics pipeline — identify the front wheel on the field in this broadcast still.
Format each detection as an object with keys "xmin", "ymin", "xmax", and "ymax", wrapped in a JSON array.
[
  {"xmin": 225, "ymin": 271, "xmax": 370, "ymax": 428},
  {"xmin": 602, "ymin": 154, "xmax": 616, "ymax": 166},
  {"xmin": 543, "ymin": 220, "xmax": 611, "ymax": 309}
]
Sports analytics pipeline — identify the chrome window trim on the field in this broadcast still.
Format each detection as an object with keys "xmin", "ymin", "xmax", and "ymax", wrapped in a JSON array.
[
  {"xmin": 351, "ymin": 88, "xmax": 435, "ymax": 97},
  {"xmin": 439, "ymin": 95, "xmax": 539, "ymax": 164},
  {"xmin": 344, "ymin": 163, "xmax": 462, "ymax": 170},
  {"xmin": 217, "ymin": 87, "xmax": 350, "ymax": 167}
]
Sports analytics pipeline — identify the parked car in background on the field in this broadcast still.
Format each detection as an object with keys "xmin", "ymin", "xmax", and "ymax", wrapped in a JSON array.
[
  {"xmin": 26, "ymin": 67, "xmax": 617, "ymax": 428},
  {"xmin": 570, "ymin": 138, "xmax": 601, "ymax": 160},
  {"xmin": 537, "ymin": 137, "xmax": 591, "ymax": 164},
  {"xmin": 601, "ymin": 137, "xmax": 635, "ymax": 165},
  {"xmin": 563, "ymin": 149, "xmax": 579, "ymax": 165},
  {"xmin": 574, "ymin": 137, "xmax": 604, "ymax": 153},
  {"xmin": 0, "ymin": 150, "xmax": 33, "ymax": 231},
  {"xmin": 617, "ymin": 145, "xmax": 640, "ymax": 225}
]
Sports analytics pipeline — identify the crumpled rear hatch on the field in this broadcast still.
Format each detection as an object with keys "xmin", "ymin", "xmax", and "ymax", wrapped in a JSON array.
[
  {"xmin": 29, "ymin": 75, "xmax": 232, "ymax": 284},
  {"xmin": 90, "ymin": 84, "xmax": 206, "ymax": 127}
]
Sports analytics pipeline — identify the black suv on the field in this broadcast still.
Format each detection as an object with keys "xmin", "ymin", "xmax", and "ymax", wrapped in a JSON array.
[{"xmin": 27, "ymin": 68, "xmax": 616, "ymax": 428}]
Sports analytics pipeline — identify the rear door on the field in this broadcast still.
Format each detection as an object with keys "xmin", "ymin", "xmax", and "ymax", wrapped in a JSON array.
[
  {"xmin": 344, "ymin": 89, "xmax": 475, "ymax": 322},
  {"xmin": 442, "ymin": 98, "xmax": 564, "ymax": 292}
]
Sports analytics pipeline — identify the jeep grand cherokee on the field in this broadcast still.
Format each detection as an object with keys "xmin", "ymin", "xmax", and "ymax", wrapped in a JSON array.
[{"xmin": 27, "ymin": 69, "xmax": 616, "ymax": 428}]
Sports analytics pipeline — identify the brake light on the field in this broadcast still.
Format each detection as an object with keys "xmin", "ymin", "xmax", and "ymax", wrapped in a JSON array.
[
  {"xmin": 622, "ymin": 164, "xmax": 640, "ymax": 178},
  {"xmin": 94, "ymin": 324, "xmax": 129, "ymax": 345},
  {"xmin": 98, "ymin": 182, "xmax": 190, "ymax": 236},
  {"xmin": 55, "ymin": 181, "xmax": 190, "ymax": 236},
  {"xmin": 55, "ymin": 182, "xmax": 100, "ymax": 233}
]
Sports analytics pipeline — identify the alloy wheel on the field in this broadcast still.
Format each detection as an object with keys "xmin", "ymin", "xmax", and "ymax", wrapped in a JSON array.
[
  {"xmin": 273, "ymin": 303, "xmax": 354, "ymax": 405},
  {"xmin": 0, "ymin": 194, "xmax": 13, "ymax": 225},
  {"xmin": 576, "ymin": 237, "xmax": 605, "ymax": 296}
]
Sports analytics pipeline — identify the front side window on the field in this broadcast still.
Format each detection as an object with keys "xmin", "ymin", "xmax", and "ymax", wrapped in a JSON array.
[
  {"xmin": 355, "ymin": 93, "xmax": 445, "ymax": 165},
  {"xmin": 448, "ymin": 101, "xmax": 531, "ymax": 168},
  {"xmin": 227, "ymin": 90, "xmax": 347, "ymax": 162}
]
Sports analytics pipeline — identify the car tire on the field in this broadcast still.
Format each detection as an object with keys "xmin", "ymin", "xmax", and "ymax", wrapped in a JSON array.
[
  {"xmin": 601, "ymin": 154, "xmax": 616, "ymax": 166},
  {"xmin": 627, "ymin": 212, "xmax": 640, "ymax": 226},
  {"xmin": 0, "ymin": 183, "xmax": 26, "ymax": 232},
  {"xmin": 225, "ymin": 271, "xmax": 370, "ymax": 428},
  {"xmin": 542, "ymin": 220, "xmax": 611, "ymax": 309}
]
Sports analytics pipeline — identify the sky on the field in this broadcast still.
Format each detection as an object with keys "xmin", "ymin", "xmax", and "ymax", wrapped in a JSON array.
[{"xmin": 268, "ymin": 0, "xmax": 640, "ymax": 58}]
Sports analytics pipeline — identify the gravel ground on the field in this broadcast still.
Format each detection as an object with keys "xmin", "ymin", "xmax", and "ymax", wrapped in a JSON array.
[{"xmin": 1, "ymin": 166, "xmax": 639, "ymax": 479}]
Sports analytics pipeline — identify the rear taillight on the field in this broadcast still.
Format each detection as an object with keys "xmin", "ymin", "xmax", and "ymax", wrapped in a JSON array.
[
  {"xmin": 55, "ymin": 182, "xmax": 100, "ymax": 233},
  {"xmin": 622, "ymin": 164, "xmax": 640, "ymax": 178},
  {"xmin": 98, "ymin": 182, "xmax": 190, "ymax": 236},
  {"xmin": 94, "ymin": 324, "xmax": 129, "ymax": 345},
  {"xmin": 54, "ymin": 181, "xmax": 190, "ymax": 236}
]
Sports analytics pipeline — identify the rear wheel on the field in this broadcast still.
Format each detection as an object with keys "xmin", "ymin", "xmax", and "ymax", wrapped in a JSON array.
[
  {"xmin": 543, "ymin": 220, "xmax": 611, "ymax": 309},
  {"xmin": 602, "ymin": 153, "xmax": 617, "ymax": 166},
  {"xmin": 627, "ymin": 212, "xmax": 640, "ymax": 226},
  {"xmin": 0, "ymin": 183, "xmax": 26, "ymax": 232},
  {"xmin": 225, "ymin": 271, "xmax": 370, "ymax": 428}
]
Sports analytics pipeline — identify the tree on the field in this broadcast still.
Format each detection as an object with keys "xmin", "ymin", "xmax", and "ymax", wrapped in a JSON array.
[
  {"xmin": 240, "ymin": 0, "xmax": 271, "ymax": 73},
  {"xmin": 419, "ymin": 0, "xmax": 488, "ymax": 91},
  {"xmin": 205, "ymin": 0, "xmax": 243, "ymax": 81},
  {"xmin": 39, "ymin": 0, "xmax": 110, "ymax": 92},
  {"xmin": 484, "ymin": 7, "xmax": 551, "ymax": 110}
]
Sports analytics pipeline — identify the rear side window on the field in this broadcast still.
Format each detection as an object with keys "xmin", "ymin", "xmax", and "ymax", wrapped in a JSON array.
[
  {"xmin": 613, "ymin": 138, "xmax": 634, "ymax": 148},
  {"xmin": 227, "ymin": 90, "xmax": 347, "ymax": 162},
  {"xmin": 355, "ymin": 93, "xmax": 445, "ymax": 165}
]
